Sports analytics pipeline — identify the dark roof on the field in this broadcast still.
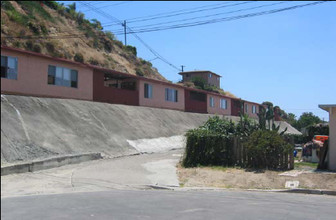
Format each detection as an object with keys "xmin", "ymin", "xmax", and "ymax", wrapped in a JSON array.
[{"xmin": 179, "ymin": 70, "xmax": 221, "ymax": 77}]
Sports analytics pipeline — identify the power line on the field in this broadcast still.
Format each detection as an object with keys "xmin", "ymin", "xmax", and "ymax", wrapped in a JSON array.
[
  {"xmin": 121, "ymin": 1, "xmax": 236, "ymax": 22},
  {"xmin": 80, "ymin": 1, "xmax": 130, "ymax": 13},
  {"xmin": 109, "ymin": 1, "xmax": 327, "ymax": 35},
  {"xmin": 79, "ymin": 2, "xmax": 181, "ymax": 71},
  {"xmin": 103, "ymin": 1, "xmax": 253, "ymax": 27},
  {"xmin": 107, "ymin": 1, "xmax": 288, "ymax": 33}
]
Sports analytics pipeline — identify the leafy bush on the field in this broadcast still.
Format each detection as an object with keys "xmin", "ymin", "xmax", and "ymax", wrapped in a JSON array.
[
  {"xmin": 88, "ymin": 57, "xmax": 99, "ymax": 65},
  {"xmin": 74, "ymin": 53, "xmax": 84, "ymax": 63},
  {"xmin": 25, "ymin": 40, "xmax": 34, "ymax": 51},
  {"xmin": 105, "ymin": 31, "xmax": 116, "ymax": 41},
  {"xmin": 191, "ymin": 76, "xmax": 206, "ymax": 90},
  {"xmin": 124, "ymin": 45, "xmax": 137, "ymax": 56},
  {"xmin": 90, "ymin": 19, "xmax": 103, "ymax": 30},
  {"xmin": 200, "ymin": 116, "xmax": 236, "ymax": 136},
  {"xmin": 27, "ymin": 21, "xmax": 40, "ymax": 34},
  {"xmin": 17, "ymin": 1, "xmax": 53, "ymax": 22},
  {"xmin": 244, "ymin": 130, "xmax": 293, "ymax": 169},
  {"xmin": 135, "ymin": 68, "xmax": 144, "ymax": 76},
  {"xmin": 45, "ymin": 42, "xmax": 55, "ymax": 53},
  {"xmin": 114, "ymin": 40, "xmax": 123, "ymax": 48},
  {"xmin": 33, "ymin": 44, "xmax": 42, "ymax": 53},
  {"xmin": 43, "ymin": 1, "xmax": 59, "ymax": 10}
]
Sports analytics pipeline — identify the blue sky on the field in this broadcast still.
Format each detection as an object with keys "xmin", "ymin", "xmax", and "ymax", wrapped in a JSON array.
[{"xmin": 59, "ymin": 1, "xmax": 335, "ymax": 121}]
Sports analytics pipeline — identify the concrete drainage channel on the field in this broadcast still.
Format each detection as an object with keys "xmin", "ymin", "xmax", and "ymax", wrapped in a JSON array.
[{"xmin": 1, "ymin": 153, "xmax": 102, "ymax": 176}]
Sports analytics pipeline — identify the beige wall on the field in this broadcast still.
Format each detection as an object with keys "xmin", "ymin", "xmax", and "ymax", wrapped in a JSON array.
[
  {"xmin": 138, "ymin": 79, "xmax": 185, "ymax": 111},
  {"xmin": 1, "ymin": 49, "xmax": 93, "ymax": 100},
  {"xmin": 329, "ymin": 107, "xmax": 336, "ymax": 171},
  {"xmin": 207, "ymin": 94, "xmax": 231, "ymax": 115}
]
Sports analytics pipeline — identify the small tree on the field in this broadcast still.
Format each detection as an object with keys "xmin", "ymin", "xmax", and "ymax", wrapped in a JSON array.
[{"xmin": 191, "ymin": 76, "xmax": 206, "ymax": 90}]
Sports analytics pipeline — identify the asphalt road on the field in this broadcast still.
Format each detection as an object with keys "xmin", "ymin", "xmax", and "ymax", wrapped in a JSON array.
[{"xmin": 2, "ymin": 189, "xmax": 336, "ymax": 220}]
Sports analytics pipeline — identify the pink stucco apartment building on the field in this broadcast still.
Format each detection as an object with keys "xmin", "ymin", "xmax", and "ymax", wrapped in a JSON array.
[{"xmin": 1, "ymin": 46, "xmax": 261, "ymax": 118}]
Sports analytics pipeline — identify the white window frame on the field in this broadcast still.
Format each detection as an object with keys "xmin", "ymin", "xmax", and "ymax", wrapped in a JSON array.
[
  {"xmin": 209, "ymin": 73, "xmax": 212, "ymax": 78},
  {"xmin": 220, "ymin": 99, "xmax": 227, "ymax": 109},
  {"xmin": 210, "ymin": 96, "xmax": 215, "ymax": 107},
  {"xmin": 48, "ymin": 65, "xmax": 78, "ymax": 88},
  {"xmin": 165, "ymin": 88, "xmax": 178, "ymax": 102}
]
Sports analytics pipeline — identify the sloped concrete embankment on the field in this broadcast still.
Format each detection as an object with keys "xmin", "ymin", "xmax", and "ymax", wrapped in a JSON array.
[{"xmin": 1, "ymin": 95, "xmax": 239, "ymax": 166}]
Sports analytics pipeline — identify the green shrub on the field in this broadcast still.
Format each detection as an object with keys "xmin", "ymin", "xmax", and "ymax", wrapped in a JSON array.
[
  {"xmin": 135, "ymin": 68, "xmax": 144, "ymax": 76},
  {"xmin": 32, "ymin": 44, "xmax": 42, "ymax": 53},
  {"xmin": 200, "ymin": 116, "xmax": 236, "ymax": 136},
  {"xmin": 105, "ymin": 31, "xmax": 116, "ymax": 41},
  {"xmin": 40, "ymin": 24, "xmax": 48, "ymax": 35},
  {"xmin": 43, "ymin": 1, "xmax": 59, "ymax": 10},
  {"xmin": 27, "ymin": 21, "xmax": 40, "ymax": 34},
  {"xmin": 114, "ymin": 40, "xmax": 123, "ymax": 48},
  {"xmin": 124, "ymin": 45, "xmax": 137, "ymax": 56},
  {"xmin": 103, "ymin": 40, "xmax": 113, "ymax": 53},
  {"xmin": 25, "ymin": 40, "xmax": 34, "ymax": 51},
  {"xmin": 244, "ymin": 130, "xmax": 293, "ymax": 169},
  {"xmin": 88, "ymin": 57, "xmax": 99, "ymax": 65},
  {"xmin": 74, "ymin": 53, "xmax": 84, "ymax": 63},
  {"xmin": 17, "ymin": 1, "xmax": 53, "ymax": 22},
  {"xmin": 13, "ymin": 41, "xmax": 22, "ymax": 48},
  {"xmin": 45, "ymin": 42, "xmax": 55, "ymax": 53},
  {"xmin": 2, "ymin": 1, "xmax": 15, "ymax": 11}
]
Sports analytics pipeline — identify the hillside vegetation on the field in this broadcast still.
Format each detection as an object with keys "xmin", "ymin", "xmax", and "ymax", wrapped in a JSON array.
[{"xmin": 1, "ymin": 1, "xmax": 167, "ymax": 81}]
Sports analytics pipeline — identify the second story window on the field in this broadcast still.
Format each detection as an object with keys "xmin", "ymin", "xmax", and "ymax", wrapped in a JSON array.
[
  {"xmin": 48, "ymin": 65, "xmax": 78, "ymax": 88},
  {"xmin": 165, "ymin": 88, "xmax": 178, "ymax": 102},
  {"xmin": 210, "ymin": 97, "xmax": 215, "ymax": 107},
  {"xmin": 1, "ymin": 55, "xmax": 18, "ymax": 80},
  {"xmin": 209, "ymin": 73, "xmax": 212, "ymax": 78},
  {"xmin": 144, "ymin": 83, "xmax": 153, "ymax": 99},
  {"xmin": 220, "ymin": 99, "xmax": 227, "ymax": 109}
]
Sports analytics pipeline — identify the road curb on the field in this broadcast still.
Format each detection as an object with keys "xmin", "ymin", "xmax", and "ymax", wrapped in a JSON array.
[
  {"xmin": 279, "ymin": 189, "xmax": 336, "ymax": 196},
  {"xmin": 1, "ymin": 153, "xmax": 102, "ymax": 176}
]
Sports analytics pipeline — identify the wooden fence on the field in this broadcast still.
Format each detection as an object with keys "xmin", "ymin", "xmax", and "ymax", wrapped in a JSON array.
[{"xmin": 232, "ymin": 137, "xmax": 294, "ymax": 170}]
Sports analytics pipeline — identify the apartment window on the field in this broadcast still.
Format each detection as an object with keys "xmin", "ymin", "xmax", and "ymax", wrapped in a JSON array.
[
  {"xmin": 252, "ymin": 105, "xmax": 257, "ymax": 114},
  {"xmin": 209, "ymin": 73, "xmax": 212, "ymax": 78},
  {"xmin": 144, "ymin": 83, "xmax": 153, "ymax": 99},
  {"xmin": 245, "ymin": 103, "xmax": 249, "ymax": 113},
  {"xmin": 220, "ymin": 99, "xmax": 227, "ymax": 109},
  {"xmin": 165, "ymin": 88, "xmax": 178, "ymax": 102},
  {"xmin": 209, "ymin": 96, "xmax": 215, "ymax": 107},
  {"xmin": 48, "ymin": 65, "xmax": 78, "ymax": 88},
  {"xmin": 1, "ymin": 55, "xmax": 18, "ymax": 80}
]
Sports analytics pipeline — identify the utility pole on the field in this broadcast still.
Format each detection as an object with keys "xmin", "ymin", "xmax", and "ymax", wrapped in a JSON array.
[
  {"xmin": 122, "ymin": 20, "xmax": 127, "ymax": 45},
  {"xmin": 181, "ymin": 65, "xmax": 185, "ymax": 72}
]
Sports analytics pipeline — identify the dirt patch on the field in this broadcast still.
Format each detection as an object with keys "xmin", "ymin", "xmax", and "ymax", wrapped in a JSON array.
[{"xmin": 177, "ymin": 165, "xmax": 336, "ymax": 190}]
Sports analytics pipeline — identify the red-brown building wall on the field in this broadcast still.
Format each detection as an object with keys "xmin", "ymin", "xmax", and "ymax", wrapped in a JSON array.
[
  {"xmin": 92, "ymin": 70, "xmax": 139, "ymax": 106},
  {"xmin": 184, "ymin": 89, "xmax": 208, "ymax": 113}
]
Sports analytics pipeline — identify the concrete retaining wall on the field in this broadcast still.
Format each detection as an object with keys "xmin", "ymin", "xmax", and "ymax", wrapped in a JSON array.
[{"xmin": 1, "ymin": 153, "xmax": 102, "ymax": 176}]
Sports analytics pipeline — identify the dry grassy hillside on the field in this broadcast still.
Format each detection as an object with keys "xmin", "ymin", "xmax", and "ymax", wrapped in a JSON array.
[{"xmin": 0, "ymin": 1, "xmax": 167, "ymax": 81}]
